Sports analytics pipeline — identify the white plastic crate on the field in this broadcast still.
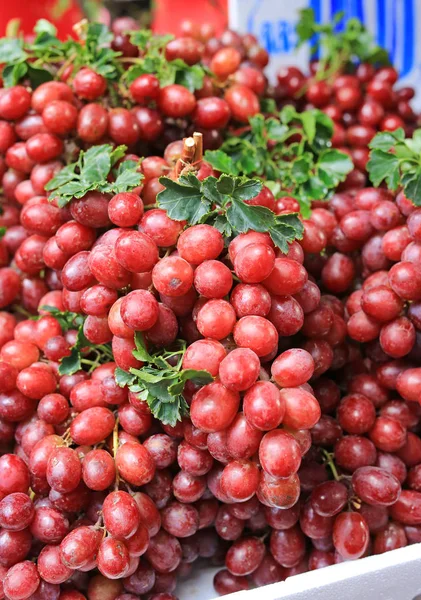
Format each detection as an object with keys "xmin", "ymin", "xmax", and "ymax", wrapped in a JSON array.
[
  {"xmin": 176, "ymin": 543, "xmax": 421, "ymax": 599},
  {"xmin": 228, "ymin": 0, "xmax": 421, "ymax": 108}
]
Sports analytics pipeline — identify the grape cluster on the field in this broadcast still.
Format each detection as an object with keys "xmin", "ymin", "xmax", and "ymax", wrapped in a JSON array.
[
  {"xmin": 0, "ymin": 11, "xmax": 420, "ymax": 600},
  {"xmin": 273, "ymin": 62, "xmax": 417, "ymax": 190}
]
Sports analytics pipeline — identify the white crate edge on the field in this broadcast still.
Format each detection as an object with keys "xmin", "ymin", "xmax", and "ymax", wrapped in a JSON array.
[{"xmin": 177, "ymin": 542, "xmax": 421, "ymax": 600}]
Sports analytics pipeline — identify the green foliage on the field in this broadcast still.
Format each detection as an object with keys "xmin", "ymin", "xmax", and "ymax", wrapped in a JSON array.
[
  {"xmin": 124, "ymin": 31, "xmax": 207, "ymax": 92},
  {"xmin": 35, "ymin": 306, "xmax": 113, "ymax": 376},
  {"xmin": 157, "ymin": 172, "xmax": 304, "ymax": 253},
  {"xmin": 296, "ymin": 8, "xmax": 390, "ymax": 80},
  {"xmin": 204, "ymin": 106, "xmax": 352, "ymax": 217},
  {"xmin": 367, "ymin": 128, "xmax": 421, "ymax": 206},
  {"xmin": 45, "ymin": 145, "xmax": 143, "ymax": 207},
  {"xmin": 115, "ymin": 333, "xmax": 214, "ymax": 426},
  {"xmin": 35, "ymin": 306, "xmax": 84, "ymax": 331},
  {"xmin": 0, "ymin": 20, "xmax": 123, "ymax": 87}
]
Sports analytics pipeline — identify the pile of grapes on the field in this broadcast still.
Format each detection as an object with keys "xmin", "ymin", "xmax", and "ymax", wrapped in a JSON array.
[{"xmin": 0, "ymin": 9, "xmax": 421, "ymax": 600}]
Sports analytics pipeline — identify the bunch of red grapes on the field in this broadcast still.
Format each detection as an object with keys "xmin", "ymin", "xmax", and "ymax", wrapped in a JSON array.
[
  {"xmin": 0, "ymin": 14, "xmax": 420, "ymax": 600},
  {"xmin": 275, "ymin": 61, "xmax": 417, "ymax": 190}
]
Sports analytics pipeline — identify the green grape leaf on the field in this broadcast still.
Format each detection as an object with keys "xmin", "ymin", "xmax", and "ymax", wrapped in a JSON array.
[
  {"xmin": 0, "ymin": 37, "xmax": 26, "ymax": 64},
  {"xmin": 317, "ymin": 149, "xmax": 354, "ymax": 187},
  {"xmin": 367, "ymin": 149, "xmax": 400, "ymax": 189},
  {"xmin": 34, "ymin": 19, "xmax": 57, "ymax": 36},
  {"xmin": 368, "ymin": 128, "xmax": 406, "ymax": 151},
  {"xmin": 226, "ymin": 198, "xmax": 303, "ymax": 253},
  {"xmin": 204, "ymin": 150, "xmax": 237, "ymax": 175},
  {"xmin": 45, "ymin": 144, "xmax": 141, "ymax": 206},
  {"xmin": 157, "ymin": 175, "xmax": 212, "ymax": 224},
  {"xmin": 37, "ymin": 306, "xmax": 85, "ymax": 331},
  {"xmin": 132, "ymin": 332, "xmax": 154, "ymax": 363},
  {"xmin": 58, "ymin": 327, "xmax": 90, "ymax": 376},
  {"xmin": 2, "ymin": 62, "xmax": 28, "ymax": 87},
  {"xmin": 402, "ymin": 170, "xmax": 421, "ymax": 207},
  {"xmin": 115, "ymin": 368, "xmax": 137, "ymax": 388},
  {"xmin": 115, "ymin": 335, "xmax": 214, "ymax": 426}
]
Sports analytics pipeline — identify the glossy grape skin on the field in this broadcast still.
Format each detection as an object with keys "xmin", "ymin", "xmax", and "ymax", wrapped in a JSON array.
[
  {"xmin": 213, "ymin": 569, "xmax": 249, "ymax": 595},
  {"xmin": 190, "ymin": 382, "xmax": 240, "ymax": 433},
  {"xmin": 311, "ymin": 481, "xmax": 348, "ymax": 517},
  {"xmin": 0, "ymin": 493, "xmax": 34, "ymax": 531},
  {"xmin": 218, "ymin": 348, "xmax": 260, "ymax": 392},
  {"xmin": 279, "ymin": 388, "xmax": 321, "ymax": 430},
  {"xmin": 243, "ymin": 381, "xmax": 285, "ymax": 431},
  {"xmin": 270, "ymin": 525, "xmax": 306, "ymax": 568},
  {"xmin": 145, "ymin": 530, "xmax": 182, "ymax": 573},
  {"xmin": 97, "ymin": 537, "xmax": 131, "ymax": 579},
  {"xmin": 369, "ymin": 416, "xmax": 407, "ymax": 452},
  {"xmin": 259, "ymin": 430, "xmax": 301, "ymax": 479},
  {"xmin": 337, "ymin": 393, "xmax": 376, "ymax": 434},
  {"xmin": 373, "ymin": 522, "xmax": 407, "ymax": 554},
  {"xmin": 30, "ymin": 506, "xmax": 69, "ymax": 544},
  {"xmin": 233, "ymin": 316, "xmax": 278, "ymax": 357},
  {"xmin": 123, "ymin": 560, "xmax": 155, "ymax": 595},
  {"xmin": 82, "ymin": 450, "xmax": 116, "ymax": 491},
  {"xmin": 335, "ymin": 436, "xmax": 377, "ymax": 472},
  {"xmin": 225, "ymin": 537, "xmax": 265, "ymax": 576},
  {"xmin": 133, "ymin": 493, "xmax": 161, "ymax": 538},
  {"xmin": 224, "ymin": 85, "xmax": 259, "ymax": 123},
  {"xmin": 300, "ymin": 501, "xmax": 334, "ymax": 540},
  {"xmin": 59, "ymin": 526, "xmax": 102, "ymax": 568},
  {"xmin": 257, "ymin": 472, "xmax": 300, "ymax": 510},
  {"xmin": 332, "ymin": 512, "xmax": 369, "ymax": 560},
  {"xmin": 271, "ymin": 349, "xmax": 314, "ymax": 387},
  {"xmin": 389, "ymin": 490, "xmax": 421, "ymax": 525},
  {"xmin": 36, "ymin": 544, "xmax": 72, "ymax": 584},
  {"xmin": 352, "ymin": 466, "xmax": 401, "ymax": 506},
  {"xmin": 161, "ymin": 501, "xmax": 199, "ymax": 539},
  {"xmin": 4, "ymin": 561, "xmax": 40, "ymax": 600}
]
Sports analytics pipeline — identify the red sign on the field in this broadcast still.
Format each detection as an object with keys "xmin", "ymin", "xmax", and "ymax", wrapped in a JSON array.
[
  {"xmin": 153, "ymin": 0, "xmax": 228, "ymax": 36},
  {"xmin": 0, "ymin": 0, "xmax": 84, "ymax": 38}
]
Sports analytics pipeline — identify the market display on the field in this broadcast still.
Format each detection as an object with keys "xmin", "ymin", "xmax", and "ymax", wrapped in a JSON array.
[{"xmin": 0, "ymin": 10, "xmax": 420, "ymax": 600}]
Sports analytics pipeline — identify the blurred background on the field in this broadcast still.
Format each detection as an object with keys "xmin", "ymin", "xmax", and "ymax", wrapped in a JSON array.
[
  {"xmin": 0, "ymin": 0, "xmax": 228, "ymax": 38},
  {"xmin": 0, "ymin": 0, "xmax": 419, "ymax": 104}
]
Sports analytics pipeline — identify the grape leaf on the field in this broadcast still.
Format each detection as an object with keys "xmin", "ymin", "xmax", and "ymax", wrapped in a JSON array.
[
  {"xmin": 2, "ymin": 62, "xmax": 28, "ymax": 87},
  {"xmin": 26, "ymin": 64, "xmax": 53, "ymax": 87},
  {"xmin": 367, "ymin": 129, "xmax": 421, "ymax": 207},
  {"xmin": 58, "ymin": 326, "xmax": 90, "ymax": 376},
  {"xmin": 148, "ymin": 395, "xmax": 190, "ymax": 427},
  {"xmin": 204, "ymin": 107, "xmax": 350, "ymax": 215},
  {"xmin": 114, "ymin": 335, "xmax": 213, "ymax": 426},
  {"xmin": 132, "ymin": 332, "xmax": 154, "ymax": 363},
  {"xmin": 204, "ymin": 150, "xmax": 236, "ymax": 175},
  {"xmin": 34, "ymin": 19, "xmax": 57, "ymax": 36},
  {"xmin": 367, "ymin": 149, "xmax": 400, "ymax": 189},
  {"xmin": 317, "ymin": 150, "xmax": 354, "ymax": 187},
  {"xmin": 0, "ymin": 38, "xmax": 26, "ymax": 64},
  {"xmin": 35, "ymin": 306, "xmax": 85, "ymax": 331},
  {"xmin": 115, "ymin": 368, "xmax": 136, "ymax": 387},
  {"xmin": 226, "ymin": 198, "xmax": 304, "ymax": 253},
  {"xmin": 158, "ymin": 172, "xmax": 303, "ymax": 252},
  {"xmin": 368, "ymin": 128, "xmax": 405, "ymax": 151},
  {"xmin": 157, "ymin": 175, "xmax": 212, "ymax": 224},
  {"xmin": 295, "ymin": 8, "xmax": 390, "ymax": 80},
  {"xmin": 402, "ymin": 170, "xmax": 421, "ymax": 207},
  {"xmin": 45, "ymin": 144, "xmax": 143, "ymax": 206}
]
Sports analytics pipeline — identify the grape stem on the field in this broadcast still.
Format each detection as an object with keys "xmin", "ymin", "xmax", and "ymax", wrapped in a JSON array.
[
  {"xmin": 113, "ymin": 418, "xmax": 120, "ymax": 490},
  {"xmin": 175, "ymin": 132, "xmax": 203, "ymax": 177},
  {"xmin": 321, "ymin": 448, "xmax": 341, "ymax": 482}
]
